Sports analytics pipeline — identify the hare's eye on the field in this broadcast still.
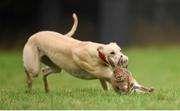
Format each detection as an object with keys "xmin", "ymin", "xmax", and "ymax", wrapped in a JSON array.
[{"xmin": 110, "ymin": 51, "xmax": 115, "ymax": 55}]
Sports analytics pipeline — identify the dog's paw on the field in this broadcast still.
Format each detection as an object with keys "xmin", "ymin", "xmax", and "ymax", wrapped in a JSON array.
[{"xmin": 41, "ymin": 67, "xmax": 50, "ymax": 74}]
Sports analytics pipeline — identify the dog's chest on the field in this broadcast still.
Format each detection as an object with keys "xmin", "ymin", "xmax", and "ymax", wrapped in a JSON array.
[{"xmin": 67, "ymin": 69, "xmax": 96, "ymax": 80}]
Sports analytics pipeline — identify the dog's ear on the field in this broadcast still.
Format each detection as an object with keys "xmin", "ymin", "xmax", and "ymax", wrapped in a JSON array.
[{"xmin": 97, "ymin": 46, "xmax": 104, "ymax": 52}]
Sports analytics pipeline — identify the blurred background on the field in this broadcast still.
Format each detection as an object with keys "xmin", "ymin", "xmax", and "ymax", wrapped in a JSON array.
[
  {"xmin": 0, "ymin": 0, "xmax": 180, "ymax": 49},
  {"xmin": 1, "ymin": 1, "xmax": 180, "ymax": 109}
]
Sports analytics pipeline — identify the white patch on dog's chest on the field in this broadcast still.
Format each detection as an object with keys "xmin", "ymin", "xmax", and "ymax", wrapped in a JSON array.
[{"xmin": 67, "ymin": 70, "xmax": 96, "ymax": 80}]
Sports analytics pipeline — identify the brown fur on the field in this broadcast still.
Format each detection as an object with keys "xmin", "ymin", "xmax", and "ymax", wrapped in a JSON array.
[{"xmin": 111, "ymin": 66, "xmax": 154, "ymax": 94}]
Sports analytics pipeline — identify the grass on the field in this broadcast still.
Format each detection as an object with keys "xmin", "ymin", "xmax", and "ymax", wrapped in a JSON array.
[{"xmin": 0, "ymin": 46, "xmax": 180, "ymax": 109}]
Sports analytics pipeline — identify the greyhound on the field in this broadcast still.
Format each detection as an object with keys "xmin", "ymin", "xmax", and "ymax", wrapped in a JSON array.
[{"xmin": 23, "ymin": 13, "xmax": 128, "ymax": 93}]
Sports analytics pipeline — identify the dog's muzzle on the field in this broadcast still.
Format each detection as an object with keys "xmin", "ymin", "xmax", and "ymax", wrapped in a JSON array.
[
  {"xmin": 121, "ymin": 55, "xmax": 128, "ymax": 68},
  {"xmin": 120, "ymin": 59, "xmax": 128, "ymax": 68},
  {"xmin": 107, "ymin": 55, "xmax": 128, "ymax": 68},
  {"xmin": 115, "ymin": 55, "xmax": 128, "ymax": 68}
]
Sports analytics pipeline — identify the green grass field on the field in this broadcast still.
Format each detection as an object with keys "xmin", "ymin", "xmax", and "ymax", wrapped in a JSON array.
[{"xmin": 0, "ymin": 46, "xmax": 180, "ymax": 109}]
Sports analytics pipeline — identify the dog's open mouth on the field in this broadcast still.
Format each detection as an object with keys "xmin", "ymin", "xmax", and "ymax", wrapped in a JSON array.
[{"xmin": 107, "ymin": 56, "xmax": 127, "ymax": 68}]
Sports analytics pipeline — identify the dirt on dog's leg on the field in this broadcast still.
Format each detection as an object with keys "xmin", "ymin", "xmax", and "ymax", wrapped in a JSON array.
[
  {"xmin": 43, "ymin": 75, "xmax": 49, "ymax": 93},
  {"xmin": 25, "ymin": 68, "xmax": 32, "ymax": 91}
]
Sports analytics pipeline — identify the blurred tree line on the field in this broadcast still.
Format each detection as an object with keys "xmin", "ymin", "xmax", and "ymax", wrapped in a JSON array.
[{"xmin": 0, "ymin": 0, "xmax": 180, "ymax": 49}]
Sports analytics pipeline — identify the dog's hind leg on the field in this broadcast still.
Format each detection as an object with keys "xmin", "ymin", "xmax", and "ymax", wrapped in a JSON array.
[
  {"xmin": 23, "ymin": 44, "xmax": 40, "ymax": 91},
  {"xmin": 24, "ymin": 68, "xmax": 32, "ymax": 90}
]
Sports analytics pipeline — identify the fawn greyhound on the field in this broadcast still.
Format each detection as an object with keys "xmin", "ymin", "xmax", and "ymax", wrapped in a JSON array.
[{"xmin": 23, "ymin": 13, "xmax": 128, "ymax": 92}]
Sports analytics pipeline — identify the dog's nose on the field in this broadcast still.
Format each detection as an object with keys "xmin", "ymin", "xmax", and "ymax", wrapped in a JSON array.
[
  {"xmin": 122, "ymin": 59, "xmax": 128, "ymax": 68},
  {"xmin": 123, "ymin": 59, "xmax": 128, "ymax": 64}
]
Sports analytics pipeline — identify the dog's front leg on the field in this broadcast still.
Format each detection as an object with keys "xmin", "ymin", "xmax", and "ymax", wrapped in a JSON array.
[
  {"xmin": 99, "ymin": 79, "xmax": 109, "ymax": 91},
  {"xmin": 42, "ymin": 66, "xmax": 61, "ymax": 93}
]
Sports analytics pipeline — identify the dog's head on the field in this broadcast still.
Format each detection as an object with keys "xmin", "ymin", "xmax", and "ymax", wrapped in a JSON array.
[{"xmin": 97, "ymin": 42, "xmax": 128, "ymax": 68}]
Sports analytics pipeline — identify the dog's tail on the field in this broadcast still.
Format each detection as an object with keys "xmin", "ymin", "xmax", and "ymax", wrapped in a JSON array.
[{"xmin": 65, "ymin": 13, "xmax": 78, "ymax": 37}]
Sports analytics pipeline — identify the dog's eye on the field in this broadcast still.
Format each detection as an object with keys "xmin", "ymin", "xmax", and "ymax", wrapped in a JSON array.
[
  {"xmin": 110, "ymin": 51, "xmax": 115, "ymax": 55},
  {"xmin": 120, "ymin": 50, "xmax": 122, "ymax": 52}
]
